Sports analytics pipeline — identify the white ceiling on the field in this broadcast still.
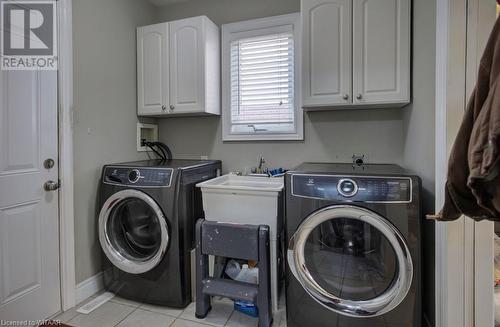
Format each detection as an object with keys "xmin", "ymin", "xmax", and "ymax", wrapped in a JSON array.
[{"xmin": 148, "ymin": 0, "xmax": 191, "ymax": 7}]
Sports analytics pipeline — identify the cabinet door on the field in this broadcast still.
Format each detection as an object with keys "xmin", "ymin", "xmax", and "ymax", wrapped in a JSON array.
[
  {"xmin": 169, "ymin": 17, "xmax": 205, "ymax": 113},
  {"xmin": 352, "ymin": 0, "xmax": 410, "ymax": 105},
  {"xmin": 302, "ymin": 0, "xmax": 352, "ymax": 107},
  {"xmin": 137, "ymin": 23, "xmax": 169, "ymax": 115}
]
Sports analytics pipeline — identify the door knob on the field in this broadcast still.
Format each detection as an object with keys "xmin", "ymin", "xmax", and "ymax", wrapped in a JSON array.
[
  {"xmin": 342, "ymin": 94, "xmax": 349, "ymax": 100},
  {"xmin": 356, "ymin": 94, "xmax": 363, "ymax": 100},
  {"xmin": 44, "ymin": 180, "xmax": 60, "ymax": 192}
]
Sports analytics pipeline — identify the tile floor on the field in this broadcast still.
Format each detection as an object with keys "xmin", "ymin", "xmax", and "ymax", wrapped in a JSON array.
[{"xmin": 54, "ymin": 293, "xmax": 287, "ymax": 327}]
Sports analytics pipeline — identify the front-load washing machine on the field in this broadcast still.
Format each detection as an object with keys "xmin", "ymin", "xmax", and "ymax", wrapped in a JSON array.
[
  {"xmin": 285, "ymin": 163, "xmax": 421, "ymax": 326},
  {"xmin": 98, "ymin": 159, "xmax": 221, "ymax": 307}
]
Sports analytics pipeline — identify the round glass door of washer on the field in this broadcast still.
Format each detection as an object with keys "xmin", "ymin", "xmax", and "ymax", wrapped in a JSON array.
[
  {"xmin": 98, "ymin": 189, "xmax": 169, "ymax": 274},
  {"xmin": 288, "ymin": 205, "xmax": 413, "ymax": 318}
]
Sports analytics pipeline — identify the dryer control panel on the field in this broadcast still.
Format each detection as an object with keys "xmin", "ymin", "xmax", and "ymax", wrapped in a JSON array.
[
  {"xmin": 291, "ymin": 174, "xmax": 411, "ymax": 203},
  {"xmin": 103, "ymin": 166, "xmax": 173, "ymax": 187}
]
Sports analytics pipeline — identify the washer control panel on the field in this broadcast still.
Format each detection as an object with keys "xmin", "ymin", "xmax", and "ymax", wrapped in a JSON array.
[
  {"xmin": 292, "ymin": 174, "xmax": 411, "ymax": 203},
  {"xmin": 104, "ymin": 166, "xmax": 173, "ymax": 187}
]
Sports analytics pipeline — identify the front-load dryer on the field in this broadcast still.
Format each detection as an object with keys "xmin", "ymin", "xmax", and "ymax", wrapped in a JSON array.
[
  {"xmin": 285, "ymin": 163, "xmax": 421, "ymax": 327},
  {"xmin": 97, "ymin": 159, "xmax": 221, "ymax": 307}
]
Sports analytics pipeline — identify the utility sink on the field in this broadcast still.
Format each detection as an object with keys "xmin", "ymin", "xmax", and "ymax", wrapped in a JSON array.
[
  {"xmin": 196, "ymin": 174, "xmax": 284, "ymax": 313},
  {"xmin": 196, "ymin": 174, "xmax": 283, "ymax": 192}
]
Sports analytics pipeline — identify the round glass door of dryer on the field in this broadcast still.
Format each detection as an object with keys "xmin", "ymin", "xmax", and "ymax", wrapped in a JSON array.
[
  {"xmin": 288, "ymin": 205, "xmax": 413, "ymax": 318},
  {"xmin": 99, "ymin": 189, "xmax": 169, "ymax": 274},
  {"xmin": 304, "ymin": 217, "xmax": 398, "ymax": 301}
]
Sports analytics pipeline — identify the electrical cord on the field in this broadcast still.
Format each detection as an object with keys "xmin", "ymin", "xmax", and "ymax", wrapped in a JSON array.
[
  {"xmin": 141, "ymin": 140, "xmax": 173, "ymax": 161},
  {"xmin": 142, "ymin": 140, "xmax": 165, "ymax": 160},
  {"xmin": 152, "ymin": 142, "xmax": 172, "ymax": 160},
  {"xmin": 153, "ymin": 143, "xmax": 167, "ymax": 160},
  {"xmin": 146, "ymin": 143, "xmax": 165, "ymax": 160}
]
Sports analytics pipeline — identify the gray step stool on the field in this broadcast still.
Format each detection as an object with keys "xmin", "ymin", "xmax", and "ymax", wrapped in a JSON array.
[{"xmin": 195, "ymin": 219, "xmax": 272, "ymax": 327}]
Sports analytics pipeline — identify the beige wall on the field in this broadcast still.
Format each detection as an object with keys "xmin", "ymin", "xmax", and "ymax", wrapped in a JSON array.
[
  {"xmin": 402, "ymin": 1, "xmax": 437, "ymax": 325},
  {"xmin": 154, "ymin": 0, "xmax": 436, "ymax": 201},
  {"xmin": 153, "ymin": 0, "xmax": 300, "ymax": 25},
  {"xmin": 73, "ymin": 0, "xmax": 156, "ymax": 283},
  {"xmin": 154, "ymin": 0, "xmax": 436, "ymax": 202},
  {"xmin": 155, "ymin": 2, "xmax": 436, "ymax": 323},
  {"xmin": 157, "ymin": 111, "xmax": 405, "ymax": 174},
  {"xmin": 154, "ymin": 0, "xmax": 407, "ymax": 174},
  {"xmin": 403, "ymin": 1, "xmax": 436, "ymax": 214},
  {"xmin": 71, "ymin": 1, "xmax": 437, "ymax": 308}
]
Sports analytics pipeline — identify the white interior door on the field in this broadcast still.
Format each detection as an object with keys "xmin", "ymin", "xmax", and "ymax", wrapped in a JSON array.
[
  {"xmin": 0, "ymin": 69, "xmax": 60, "ymax": 320},
  {"xmin": 169, "ymin": 17, "xmax": 205, "ymax": 113}
]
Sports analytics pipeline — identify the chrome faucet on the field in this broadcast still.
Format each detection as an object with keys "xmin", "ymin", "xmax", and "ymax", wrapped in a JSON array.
[{"xmin": 257, "ymin": 157, "xmax": 267, "ymax": 174}]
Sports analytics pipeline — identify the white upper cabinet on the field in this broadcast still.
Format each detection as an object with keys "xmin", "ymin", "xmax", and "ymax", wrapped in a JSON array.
[
  {"xmin": 302, "ymin": 0, "xmax": 410, "ymax": 109},
  {"xmin": 137, "ymin": 23, "xmax": 169, "ymax": 115},
  {"xmin": 352, "ymin": 0, "xmax": 410, "ymax": 105},
  {"xmin": 137, "ymin": 16, "xmax": 220, "ymax": 116},
  {"xmin": 169, "ymin": 18, "xmax": 204, "ymax": 113},
  {"xmin": 302, "ymin": 0, "xmax": 352, "ymax": 107}
]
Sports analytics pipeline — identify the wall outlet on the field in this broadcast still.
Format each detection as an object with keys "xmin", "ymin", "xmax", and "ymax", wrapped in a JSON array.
[{"xmin": 137, "ymin": 122, "xmax": 159, "ymax": 152}]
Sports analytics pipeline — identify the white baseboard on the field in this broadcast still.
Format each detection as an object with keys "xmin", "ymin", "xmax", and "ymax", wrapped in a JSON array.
[{"xmin": 75, "ymin": 272, "xmax": 103, "ymax": 305}]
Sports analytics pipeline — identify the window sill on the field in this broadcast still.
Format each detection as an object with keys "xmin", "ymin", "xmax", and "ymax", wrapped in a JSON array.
[{"xmin": 222, "ymin": 133, "xmax": 304, "ymax": 142}]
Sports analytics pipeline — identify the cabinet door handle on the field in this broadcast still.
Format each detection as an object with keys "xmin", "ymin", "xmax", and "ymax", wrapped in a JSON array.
[
  {"xmin": 356, "ymin": 94, "xmax": 363, "ymax": 100},
  {"xmin": 161, "ymin": 105, "xmax": 167, "ymax": 111},
  {"xmin": 342, "ymin": 94, "xmax": 349, "ymax": 100},
  {"xmin": 169, "ymin": 105, "xmax": 175, "ymax": 110}
]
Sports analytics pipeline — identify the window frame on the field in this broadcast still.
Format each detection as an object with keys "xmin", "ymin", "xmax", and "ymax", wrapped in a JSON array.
[{"xmin": 221, "ymin": 13, "xmax": 303, "ymax": 141}]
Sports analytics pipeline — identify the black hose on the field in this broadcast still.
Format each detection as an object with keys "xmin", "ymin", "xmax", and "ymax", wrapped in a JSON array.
[
  {"xmin": 152, "ymin": 142, "xmax": 172, "ymax": 160},
  {"xmin": 144, "ymin": 142, "xmax": 166, "ymax": 160},
  {"xmin": 153, "ymin": 143, "xmax": 168, "ymax": 160},
  {"xmin": 143, "ymin": 141, "xmax": 173, "ymax": 161}
]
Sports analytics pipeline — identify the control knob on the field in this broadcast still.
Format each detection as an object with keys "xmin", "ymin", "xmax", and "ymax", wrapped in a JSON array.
[
  {"xmin": 337, "ymin": 178, "xmax": 358, "ymax": 197},
  {"xmin": 128, "ymin": 169, "xmax": 141, "ymax": 183}
]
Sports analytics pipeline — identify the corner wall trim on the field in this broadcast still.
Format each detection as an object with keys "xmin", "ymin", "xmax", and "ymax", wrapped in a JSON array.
[
  {"xmin": 75, "ymin": 272, "xmax": 104, "ymax": 305},
  {"xmin": 58, "ymin": 0, "xmax": 77, "ymax": 311}
]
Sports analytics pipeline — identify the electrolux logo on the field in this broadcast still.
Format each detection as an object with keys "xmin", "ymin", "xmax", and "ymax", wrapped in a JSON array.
[{"xmin": 0, "ymin": 0, "xmax": 57, "ymax": 70}]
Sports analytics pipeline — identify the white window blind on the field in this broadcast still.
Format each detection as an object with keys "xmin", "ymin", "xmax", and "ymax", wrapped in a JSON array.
[{"xmin": 230, "ymin": 32, "xmax": 295, "ymax": 133}]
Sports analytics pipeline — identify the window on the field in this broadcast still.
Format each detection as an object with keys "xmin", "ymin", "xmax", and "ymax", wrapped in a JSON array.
[{"xmin": 222, "ymin": 14, "xmax": 302, "ymax": 141}]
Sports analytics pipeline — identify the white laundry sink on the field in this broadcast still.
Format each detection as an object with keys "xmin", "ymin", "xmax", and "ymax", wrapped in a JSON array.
[
  {"xmin": 197, "ymin": 174, "xmax": 284, "ymax": 313},
  {"xmin": 196, "ymin": 174, "xmax": 283, "ymax": 234},
  {"xmin": 197, "ymin": 174, "xmax": 283, "ymax": 193}
]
